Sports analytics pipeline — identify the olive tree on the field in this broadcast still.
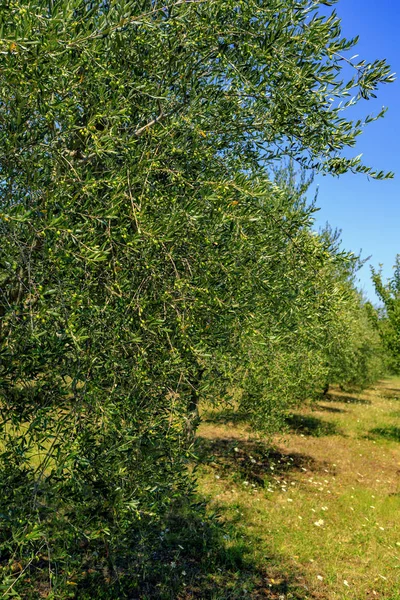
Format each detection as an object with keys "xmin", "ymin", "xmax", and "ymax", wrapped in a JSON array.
[
  {"xmin": 371, "ymin": 256, "xmax": 400, "ymax": 373},
  {"xmin": 0, "ymin": 0, "xmax": 393, "ymax": 596}
]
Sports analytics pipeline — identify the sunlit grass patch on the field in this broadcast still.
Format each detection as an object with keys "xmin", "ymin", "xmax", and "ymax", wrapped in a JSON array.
[{"xmin": 196, "ymin": 379, "xmax": 400, "ymax": 599}]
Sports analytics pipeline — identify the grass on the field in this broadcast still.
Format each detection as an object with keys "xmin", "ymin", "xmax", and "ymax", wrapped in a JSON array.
[
  {"xmin": 193, "ymin": 378, "xmax": 400, "ymax": 599},
  {"xmin": 2, "ymin": 380, "xmax": 400, "ymax": 599}
]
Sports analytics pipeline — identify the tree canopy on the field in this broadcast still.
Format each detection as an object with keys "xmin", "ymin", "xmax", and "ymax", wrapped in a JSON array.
[{"xmin": 371, "ymin": 256, "xmax": 400, "ymax": 373}]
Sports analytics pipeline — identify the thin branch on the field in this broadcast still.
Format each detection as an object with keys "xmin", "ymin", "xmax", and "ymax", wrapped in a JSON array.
[{"xmin": 133, "ymin": 110, "xmax": 165, "ymax": 138}]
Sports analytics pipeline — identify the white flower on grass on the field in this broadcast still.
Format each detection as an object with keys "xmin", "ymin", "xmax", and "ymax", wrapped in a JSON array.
[
  {"xmin": 314, "ymin": 519, "xmax": 324, "ymax": 527},
  {"xmin": 317, "ymin": 575, "xmax": 323, "ymax": 581}
]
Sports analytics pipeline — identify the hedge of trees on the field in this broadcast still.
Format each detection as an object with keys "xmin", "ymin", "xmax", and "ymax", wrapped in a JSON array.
[
  {"xmin": 371, "ymin": 256, "xmax": 400, "ymax": 373},
  {"xmin": 0, "ymin": 0, "xmax": 393, "ymax": 597}
]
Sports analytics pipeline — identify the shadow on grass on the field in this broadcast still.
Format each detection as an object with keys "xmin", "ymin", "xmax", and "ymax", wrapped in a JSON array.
[
  {"xmin": 377, "ymin": 389, "xmax": 400, "ymax": 400},
  {"xmin": 0, "ymin": 485, "xmax": 317, "ymax": 600},
  {"xmin": 368, "ymin": 426, "xmax": 400, "ymax": 443},
  {"xmin": 314, "ymin": 403, "xmax": 347, "ymax": 414},
  {"xmin": 195, "ymin": 436, "xmax": 333, "ymax": 488},
  {"xmin": 285, "ymin": 414, "xmax": 341, "ymax": 437},
  {"xmin": 74, "ymin": 497, "xmax": 314, "ymax": 600},
  {"xmin": 168, "ymin": 501, "xmax": 317, "ymax": 600},
  {"xmin": 203, "ymin": 408, "xmax": 250, "ymax": 426},
  {"xmin": 325, "ymin": 393, "xmax": 371, "ymax": 406}
]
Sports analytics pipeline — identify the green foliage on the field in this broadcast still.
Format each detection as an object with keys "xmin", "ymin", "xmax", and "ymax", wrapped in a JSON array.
[
  {"xmin": 0, "ymin": 0, "xmax": 392, "ymax": 596},
  {"xmin": 235, "ymin": 212, "xmax": 385, "ymax": 429},
  {"xmin": 371, "ymin": 256, "xmax": 400, "ymax": 373},
  {"xmin": 324, "ymin": 291, "xmax": 386, "ymax": 391},
  {"xmin": 313, "ymin": 226, "xmax": 387, "ymax": 392}
]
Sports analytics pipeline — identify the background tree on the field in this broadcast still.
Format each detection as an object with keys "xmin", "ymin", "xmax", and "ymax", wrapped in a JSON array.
[
  {"xmin": 313, "ymin": 226, "xmax": 386, "ymax": 393},
  {"xmin": 371, "ymin": 256, "xmax": 400, "ymax": 373}
]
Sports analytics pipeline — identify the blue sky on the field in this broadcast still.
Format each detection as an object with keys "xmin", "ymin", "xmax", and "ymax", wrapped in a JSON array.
[{"xmin": 310, "ymin": 0, "xmax": 400, "ymax": 303}]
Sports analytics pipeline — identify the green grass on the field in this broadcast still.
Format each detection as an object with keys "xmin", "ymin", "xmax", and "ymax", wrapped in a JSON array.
[
  {"xmin": 194, "ymin": 379, "xmax": 400, "ymax": 599},
  {"xmin": 3, "ymin": 380, "xmax": 400, "ymax": 598}
]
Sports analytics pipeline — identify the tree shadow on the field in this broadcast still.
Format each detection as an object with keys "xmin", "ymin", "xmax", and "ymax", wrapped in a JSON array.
[
  {"xmin": 167, "ymin": 504, "xmax": 318, "ymax": 600},
  {"xmin": 285, "ymin": 414, "xmax": 341, "ymax": 437},
  {"xmin": 203, "ymin": 407, "xmax": 250, "ymax": 426},
  {"xmin": 314, "ymin": 403, "xmax": 346, "ymax": 414},
  {"xmin": 195, "ymin": 436, "xmax": 334, "ymax": 488},
  {"xmin": 324, "ymin": 392, "xmax": 371, "ymax": 406},
  {"xmin": 377, "ymin": 389, "xmax": 400, "ymax": 400},
  {"xmin": 368, "ymin": 426, "xmax": 400, "ymax": 443},
  {"xmin": 73, "ymin": 496, "xmax": 316, "ymax": 599}
]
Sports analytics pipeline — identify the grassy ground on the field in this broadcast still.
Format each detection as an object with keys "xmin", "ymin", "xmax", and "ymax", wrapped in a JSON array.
[{"xmin": 193, "ymin": 378, "xmax": 400, "ymax": 599}]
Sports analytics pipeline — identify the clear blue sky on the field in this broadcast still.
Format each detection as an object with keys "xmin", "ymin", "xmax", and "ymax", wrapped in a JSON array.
[{"xmin": 310, "ymin": 0, "xmax": 400, "ymax": 303}]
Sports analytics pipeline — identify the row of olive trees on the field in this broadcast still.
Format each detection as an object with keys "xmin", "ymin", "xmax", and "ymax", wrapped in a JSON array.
[
  {"xmin": 228, "ymin": 182, "xmax": 386, "ymax": 431},
  {"xmin": 0, "ymin": 0, "xmax": 393, "ymax": 597},
  {"xmin": 371, "ymin": 257, "xmax": 400, "ymax": 373}
]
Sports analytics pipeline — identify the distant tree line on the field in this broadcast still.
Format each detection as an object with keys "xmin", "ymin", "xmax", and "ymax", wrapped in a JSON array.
[{"xmin": 371, "ymin": 256, "xmax": 400, "ymax": 374}]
